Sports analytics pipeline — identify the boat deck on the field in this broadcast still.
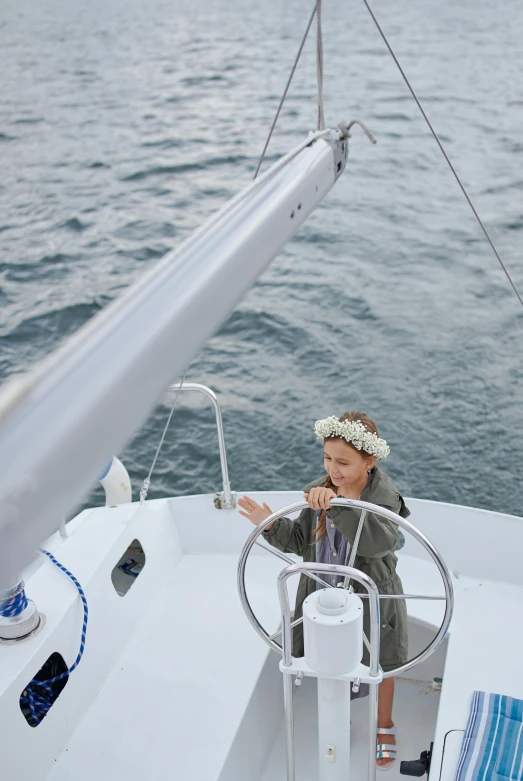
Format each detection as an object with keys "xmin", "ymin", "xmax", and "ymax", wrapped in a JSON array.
[
  {"xmin": 46, "ymin": 551, "xmax": 288, "ymax": 781},
  {"xmin": 262, "ymin": 676, "xmax": 440, "ymax": 781},
  {"xmin": 45, "ymin": 547, "xmax": 444, "ymax": 781},
  {"xmin": 46, "ymin": 548, "xmax": 523, "ymax": 781},
  {"xmin": 2, "ymin": 493, "xmax": 523, "ymax": 781}
]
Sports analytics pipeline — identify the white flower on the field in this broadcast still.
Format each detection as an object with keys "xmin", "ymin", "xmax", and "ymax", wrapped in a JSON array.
[{"xmin": 314, "ymin": 416, "xmax": 390, "ymax": 459}]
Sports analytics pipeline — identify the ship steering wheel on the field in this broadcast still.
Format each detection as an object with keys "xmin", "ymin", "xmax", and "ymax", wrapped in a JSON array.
[{"xmin": 237, "ymin": 498, "xmax": 454, "ymax": 678}]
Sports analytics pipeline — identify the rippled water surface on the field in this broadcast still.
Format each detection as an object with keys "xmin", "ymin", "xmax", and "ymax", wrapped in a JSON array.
[{"xmin": 1, "ymin": 0, "xmax": 523, "ymax": 515}]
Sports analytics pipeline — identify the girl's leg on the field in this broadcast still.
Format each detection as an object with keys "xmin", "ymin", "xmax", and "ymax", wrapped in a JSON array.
[{"xmin": 377, "ymin": 677, "xmax": 396, "ymax": 768}]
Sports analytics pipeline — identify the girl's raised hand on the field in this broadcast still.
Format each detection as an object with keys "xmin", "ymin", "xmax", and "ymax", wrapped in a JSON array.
[
  {"xmin": 304, "ymin": 487, "xmax": 336, "ymax": 510},
  {"xmin": 237, "ymin": 495, "xmax": 273, "ymax": 527}
]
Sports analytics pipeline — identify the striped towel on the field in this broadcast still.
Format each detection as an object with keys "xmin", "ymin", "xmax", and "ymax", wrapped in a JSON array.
[{"xmin": 456, "ymin": 691, "xmax": 523, "ymax": 780}]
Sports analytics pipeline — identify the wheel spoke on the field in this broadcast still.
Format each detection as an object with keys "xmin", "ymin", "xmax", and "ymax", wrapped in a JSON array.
[
  {"xmin": 254, "ymin": 540, "xmax": 331, "ymax": 590},
  {"xmin": 270, "ymin": 616, "xmax": 302, "ymax": 642},
  {"xmin": 343, "ymin": 509, "xmax": 367, "ymax": 590},
  {"xmin": 253, "ymin": 540, "xmax": 293, "ymax": 565},
  {"xmin": 358, "ymin": 593, "xmax": 446, "ymax": 600}
]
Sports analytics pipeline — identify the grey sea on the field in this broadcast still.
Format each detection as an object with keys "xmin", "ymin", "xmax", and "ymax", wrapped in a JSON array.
[{"xmin": 1, "ymin": 0, "xmax": 522, "ymax": 517}]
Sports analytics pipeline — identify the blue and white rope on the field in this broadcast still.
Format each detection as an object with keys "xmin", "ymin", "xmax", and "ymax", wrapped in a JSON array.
[
  {"xmin": 19, "ymin": 549, "xmax": 88, "ymax": 726},
  {"xmin": 0, "ymin": 582, "xmax": 29, "ymax": 617}
]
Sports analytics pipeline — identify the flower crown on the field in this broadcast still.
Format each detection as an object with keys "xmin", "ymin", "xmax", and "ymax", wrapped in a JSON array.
[{"xmin": 314, "ymin": 416, "xmax": 390, "ymax": 459}]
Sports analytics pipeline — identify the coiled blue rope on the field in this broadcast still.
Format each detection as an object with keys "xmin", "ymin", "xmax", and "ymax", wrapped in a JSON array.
[
  {"xmin": 19, "ymin": 549, "xmax": 89, "ymax": 726},
  {"xmin": 0, "ymin": 582, "xmax": 29, "ymax": 617}
]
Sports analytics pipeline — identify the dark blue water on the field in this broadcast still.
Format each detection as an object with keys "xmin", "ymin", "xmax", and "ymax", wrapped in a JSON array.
[{"xmin": 1, "ymin": 0, "xmax": 523, "ymax": 516}]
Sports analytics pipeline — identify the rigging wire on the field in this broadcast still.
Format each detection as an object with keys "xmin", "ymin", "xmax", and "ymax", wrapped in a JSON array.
[
  {"xmin": 253, "ymin": 3, "xmax": 318, "ymax": 179},
  {"xmin": 316, "ymin": 0, "xmax": 325, "ymax": 131},
  {"xmin": 361, "ymin": 0, "xmax": 523, "ymax": 310},
  {"xmin": 139, "ymin": 366, "xmax": 189, "ymax": 503}
]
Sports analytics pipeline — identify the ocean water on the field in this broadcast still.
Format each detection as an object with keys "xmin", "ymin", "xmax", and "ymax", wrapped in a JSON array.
[{"xmin": 1, "ymin": 0, "xmax": 522, "ymax": 517}]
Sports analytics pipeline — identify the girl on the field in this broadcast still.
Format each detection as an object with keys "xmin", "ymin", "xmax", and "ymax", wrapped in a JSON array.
[{"xmin": 238, "ymin": 411, "xmax": 409, "ymax": 771}]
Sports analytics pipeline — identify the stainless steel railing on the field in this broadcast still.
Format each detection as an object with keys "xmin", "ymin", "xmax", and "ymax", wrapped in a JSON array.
[{"xmin": 168, "ymin": 383, "xmax": 235, "ymax": 508}]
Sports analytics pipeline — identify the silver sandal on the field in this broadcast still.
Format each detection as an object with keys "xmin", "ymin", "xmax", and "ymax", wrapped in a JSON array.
[{"xmin": 376, "ymin": 725, "xmax": 397, "ymax": 771}]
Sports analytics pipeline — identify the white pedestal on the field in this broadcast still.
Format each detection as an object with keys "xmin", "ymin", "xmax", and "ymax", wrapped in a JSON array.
[{"xmin": 317, "ymin": 678, "xmax": 352, "ymax": 780}]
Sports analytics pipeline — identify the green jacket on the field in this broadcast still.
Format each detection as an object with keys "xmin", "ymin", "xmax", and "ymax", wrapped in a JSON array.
[{"xmin": 263, "ymin": 467, "xmax": 409, "ymax": 671}]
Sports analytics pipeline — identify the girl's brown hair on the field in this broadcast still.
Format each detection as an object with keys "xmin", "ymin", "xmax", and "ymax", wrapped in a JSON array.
[{"xmin": 313, "ymin": 411, "xmax": 379, "ymax": 542}]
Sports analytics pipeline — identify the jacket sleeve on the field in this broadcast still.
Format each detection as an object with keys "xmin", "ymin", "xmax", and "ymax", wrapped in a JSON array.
[
  {"xmin": 328, "ymin": 501, "xmax": 401, "ymax": 559},
  {"xmin": 262, "ymin": 508, "xmax": 312, "ymax": 556}
]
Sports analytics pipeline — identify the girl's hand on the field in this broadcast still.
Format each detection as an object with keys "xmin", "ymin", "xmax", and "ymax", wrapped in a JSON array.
[
  {"xmin": 304, "ymin": 487, "xmax": 336, "ymax": 510},
  {"xmin": 238, "ymin": 495, "xmax": 273, "ymax": 527}
]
